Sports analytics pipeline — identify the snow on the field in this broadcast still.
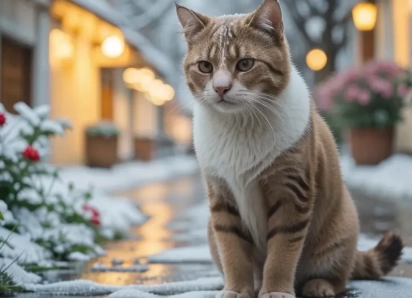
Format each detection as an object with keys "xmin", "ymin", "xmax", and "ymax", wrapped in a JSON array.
[
  {"xmin": 40, "ymin": 119, "xmax": 65, "ymax": 135},
  {"xmin": 68, "ymin": 252, "xmax": 91, "ymax": 262},
  {"xmin": 60, "ymin": 155, "xmax": 199, "ymax": 193},
  {"xmin": 0, "ymin": 258, "xmax": 41, "ymax": 285},
  {"xmin": 25, "ymin": 277, "xmax": 224, "ymax": 296},
  {"xmin": 13, "ymin": 102, "xmax": 40, "ymax": 126},
  {"xmin": 0, "ymin": 227, "xmax": 50, "ymax": 265},
  {"xmin": 341, "ymin": 154, "xmax": 412, "ymax": 201},
  {"xmin": 23, "ymin": 274, "xmax": 412, "ymax": 298},
  {"xmin": 148, "ymin": 246, "xmax": 212, "ymax": 264}
]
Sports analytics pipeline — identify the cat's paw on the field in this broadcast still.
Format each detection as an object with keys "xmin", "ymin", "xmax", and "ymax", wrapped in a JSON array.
[
  {"xmin": 302, "ymin": 279, "xmax": 335, "ymax": 297},
  {"xmin": 215, "ymin": 290, "xmax": 252, "ymax": 298},
  {"xmin": 259, "ymin": 293, "xmax": 295, "ymax": 298}
]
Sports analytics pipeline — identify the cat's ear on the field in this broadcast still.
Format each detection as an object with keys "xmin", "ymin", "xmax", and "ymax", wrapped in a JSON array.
[
  {"xmin": 175, "ymin": 3, "xmax": 210, "ymax": 40},
  {"xmin": 247, "ymin": 0, "xmax": 284, "ymax": 36}
]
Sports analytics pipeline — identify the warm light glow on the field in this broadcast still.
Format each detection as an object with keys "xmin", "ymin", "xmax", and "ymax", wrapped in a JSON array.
[
  {"xmin": 393, "ymin": 0, "xmax": 410, "ymax": 67},
  {"xmin": 159, "ymin": 84, "xmax": 175, "ymax": 101},
  {"xmin": 139, "ymin": 68, "xmax": 155, "ymax": 80},
  {"xmin": 50, "ymin": 29, "xmax": 73, "ymax": 60},
  {"xmin": 352, "ymin": 3, "xmax": 378, "ymax": 31},
  {"xmin": 123, "ymin": 68, "xmax": 141, "ymax": 84},
  {"xmin": 62, "ymin": 6, "xmax": 82, "ymax": 32},
  {"xmin": 122, "ymin": 67, "xmax": 174, "ymax": 106},
  {"xmin": 306, "ymin": 49, "xmax": 327, "ymax": 71},
  {"xmin": 101, "ymin": 35, "xmax": 125, "ymax": 58}
]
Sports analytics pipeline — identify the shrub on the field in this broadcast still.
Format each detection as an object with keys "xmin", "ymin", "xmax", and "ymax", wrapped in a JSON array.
[{"xmin": 0, "ymin": 103, "xmax": 104, "ymax": 262}]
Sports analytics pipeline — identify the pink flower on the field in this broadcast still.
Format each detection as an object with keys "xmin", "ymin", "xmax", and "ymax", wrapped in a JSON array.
[
  {"xmin": 357, "ymin": 90, "xmax": 371, "ymax": 106},
  {"xmin": 345, "ymin": 85, "xmax": 361, "ymax": 102},
  {"xmin": 340, "ymin": 68, "xmax": 360, "ymax": 85},
  {"xmin": 367, "ymin": 76, "xmax": 393, "ymax": 98},
  {"xmin": 398, "ymin": 84, "xmax": 411, "ymax": 97},
  {"xmin": 365, "ymin": 60, "xmax": 404, "ymax": 77}
]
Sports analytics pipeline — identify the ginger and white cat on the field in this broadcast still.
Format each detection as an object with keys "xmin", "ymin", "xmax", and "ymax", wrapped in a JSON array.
[{"xmin": 176, "ymin": 1, "xmax": 403, "ymax": 297}]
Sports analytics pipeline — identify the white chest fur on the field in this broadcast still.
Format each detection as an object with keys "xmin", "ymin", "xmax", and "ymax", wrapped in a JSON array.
[{"xmin": 193, "ymin": 66, "xmax": 311, "ymax": 250}]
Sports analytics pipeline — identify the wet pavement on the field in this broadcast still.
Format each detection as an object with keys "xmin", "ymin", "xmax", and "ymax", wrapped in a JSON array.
[{"xmin": 14, "ymin": 175, "xmax": 412, "ymax": 297}]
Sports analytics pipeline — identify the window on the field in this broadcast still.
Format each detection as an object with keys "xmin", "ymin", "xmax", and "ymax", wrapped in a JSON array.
[{"xmin": 0, "ymin": 36, "xmax": 32, "ymax": 113}]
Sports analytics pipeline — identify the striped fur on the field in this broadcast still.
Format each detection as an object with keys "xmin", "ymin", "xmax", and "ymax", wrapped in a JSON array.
[{"xmin": 177, "ymin": 1, "xmax": 404, "ymax": 298}]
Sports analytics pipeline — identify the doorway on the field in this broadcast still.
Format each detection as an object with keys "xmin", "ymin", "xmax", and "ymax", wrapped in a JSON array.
[{"xmin": 0, "ymin": 36, "xmax": 32, "ymax": 113}]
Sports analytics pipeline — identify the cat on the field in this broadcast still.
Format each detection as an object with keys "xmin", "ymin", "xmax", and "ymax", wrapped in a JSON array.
[{"xmin": 176, "ymin": 1, "xmax": 404, "ymax": 297}]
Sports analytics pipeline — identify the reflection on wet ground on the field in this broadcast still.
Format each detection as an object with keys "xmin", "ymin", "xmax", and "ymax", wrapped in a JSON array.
[
  {"xmin": 13, "ymin": 175, "xmax": 412, "ymax": 297},
  {"xmin": 78, "ymin": 174, "xmax": 217, "ymax": 287},
  {"xmin": 353, "ymin": 190, "xmax": 412, "ymax": 277}
]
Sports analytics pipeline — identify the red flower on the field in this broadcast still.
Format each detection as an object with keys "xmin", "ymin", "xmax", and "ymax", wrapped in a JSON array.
[
  {"xmin": 0, "ymin": 113, "xmax": 6, "ymax": 126},
  {"xmin": 90, "ymin": 217, "xmax": 101, "ymax": 226},
  {"xmin": 22, "ymin": 146, "xmax": 40, "ymax": 162},
  {"xmin": 83, "ymin": 204, "xmax": 101, "ymax": 226},
  {"xmin": 82, "ymin": 204, "xmax": 100, "ymax": 218}
]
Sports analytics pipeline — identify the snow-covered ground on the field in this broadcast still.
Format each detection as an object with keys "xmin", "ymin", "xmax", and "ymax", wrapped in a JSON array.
[
  {"xmin": 341, "ymin": 154, "xmax": 412, "ymax": 201},
  {"xmin": 23, "ymin": 271, "xmax": 412, "ymax": 298},
  {"xmin": 60, "ymin": 155, "xmax": 199, "ymax": 194}
]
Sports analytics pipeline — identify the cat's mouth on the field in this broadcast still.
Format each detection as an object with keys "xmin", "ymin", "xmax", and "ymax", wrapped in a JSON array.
[{"xmin": 217, "ymin": 99, "xmax": 235, "ymax": 105}]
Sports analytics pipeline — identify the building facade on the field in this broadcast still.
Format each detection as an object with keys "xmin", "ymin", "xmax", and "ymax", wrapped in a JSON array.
[
  {"xmin": 0, "ymin": 0, "xmax": 191, "ymax": 165},
  {"xmin": 374, "ymin": 0, "xmax": 412, "ymax": 153},
  {"xmin": 0, "ymin": 0, "xmax": 51, "ymax": 112}
]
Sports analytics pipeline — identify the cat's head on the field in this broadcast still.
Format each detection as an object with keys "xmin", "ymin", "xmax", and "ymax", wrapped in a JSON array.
[{"xmin": 177, "ymin": 0, "xmax": 291, "ymax": 114}]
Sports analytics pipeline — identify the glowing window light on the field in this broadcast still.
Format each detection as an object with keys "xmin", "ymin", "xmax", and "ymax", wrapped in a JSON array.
[{"xmin": 101, "ymin": 35, "xmax": 125, "ymax": 58}]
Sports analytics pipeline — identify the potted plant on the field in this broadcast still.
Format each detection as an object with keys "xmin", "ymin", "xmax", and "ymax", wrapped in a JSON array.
[
  {"xmin": 315, "ymin": 61, "xmax": 410, "ymax": 165},
  {"xmin": 85, "ymin": 121, "xmax": 119, "ymax": 168},
  {"xmin": 133, "ymin": 135, "xmax": 175, "ymax": 161}
]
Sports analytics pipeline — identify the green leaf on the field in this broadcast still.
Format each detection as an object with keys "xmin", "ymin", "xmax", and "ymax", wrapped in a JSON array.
[{"xmin": 0, "ymin": 212, "xmax": 4, "ymax": 221}]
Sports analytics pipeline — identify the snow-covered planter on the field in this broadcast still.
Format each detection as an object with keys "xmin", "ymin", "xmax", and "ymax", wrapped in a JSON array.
[
  {"xmin": 85, "ymin": 121, "xmax": 119, "ymax": 168},
  {"xmin": 0, "ymin": 103, "xmax": 106, "ymax": 263}
]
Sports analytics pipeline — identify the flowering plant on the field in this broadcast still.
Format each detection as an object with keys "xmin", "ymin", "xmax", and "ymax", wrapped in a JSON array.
[
  {"xmin": 0, "ymin": 103, "xmax": 105, "ymax": 262},
  {"xmin": 315, "ymin": 61, "xmax": 409, "ymax": 129}
]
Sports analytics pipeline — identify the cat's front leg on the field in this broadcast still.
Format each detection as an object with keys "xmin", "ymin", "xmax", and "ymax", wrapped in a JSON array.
[
  {"xmin": 259, "ymin": 181, "xmax": 312, "ymax": 298},
  {"xmin": 207, "ymin": 179, "xmax": 254, "ymax": 298}
]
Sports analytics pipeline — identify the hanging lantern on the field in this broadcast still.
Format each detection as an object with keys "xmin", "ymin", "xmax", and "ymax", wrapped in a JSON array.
[{"xmin": 352, "ymin": 2, "xmax": 378, "ymax": 31}]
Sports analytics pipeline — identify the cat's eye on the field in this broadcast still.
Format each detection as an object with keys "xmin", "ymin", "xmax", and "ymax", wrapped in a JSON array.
[
  {"xmin": 237, "ymin": 59, "xmax": 255, "ymax": 72},
  {"xmin": 198, "ymin": 61, "xmax": 213, "ymax": 74}
]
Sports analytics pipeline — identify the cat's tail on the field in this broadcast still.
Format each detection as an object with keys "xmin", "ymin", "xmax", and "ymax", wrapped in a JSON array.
[{"xmin": 351, "ymin": 232, "xmax": 403, "ymax": 280}]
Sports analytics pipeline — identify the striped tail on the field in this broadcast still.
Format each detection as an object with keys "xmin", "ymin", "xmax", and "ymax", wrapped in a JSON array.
[{"xmin": 351, "ymin": 232, "xmax": 404, "ymax": 280}]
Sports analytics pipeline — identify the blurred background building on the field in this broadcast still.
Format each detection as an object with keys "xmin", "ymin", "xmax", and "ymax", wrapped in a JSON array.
[{"xmin": 1, "ymin": 0, "xmax": 412, "ymax": 166}]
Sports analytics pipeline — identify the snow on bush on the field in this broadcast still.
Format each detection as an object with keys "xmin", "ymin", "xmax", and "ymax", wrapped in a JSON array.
[{"xmin": 0, "ymin": 103, "xmax": 120, "ymax": 265}]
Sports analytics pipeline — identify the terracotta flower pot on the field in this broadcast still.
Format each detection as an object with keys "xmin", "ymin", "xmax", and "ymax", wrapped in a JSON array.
[
  {"xmin": 349, "ymin": 128, "xmax": 394, "ymax": 165},
  {"xmin": 85, "ymin": 135, "xmax": 118, "ymax": 168}
]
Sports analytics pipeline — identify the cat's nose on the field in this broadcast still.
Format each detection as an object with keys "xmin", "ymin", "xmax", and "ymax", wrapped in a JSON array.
[
  {"xmin": 214, "ymin": 85, "xmax": 232, "ymax": 96},
  {"xmin": 213, "ymin": 71, "xmax": 233, "ymax": 96}
]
